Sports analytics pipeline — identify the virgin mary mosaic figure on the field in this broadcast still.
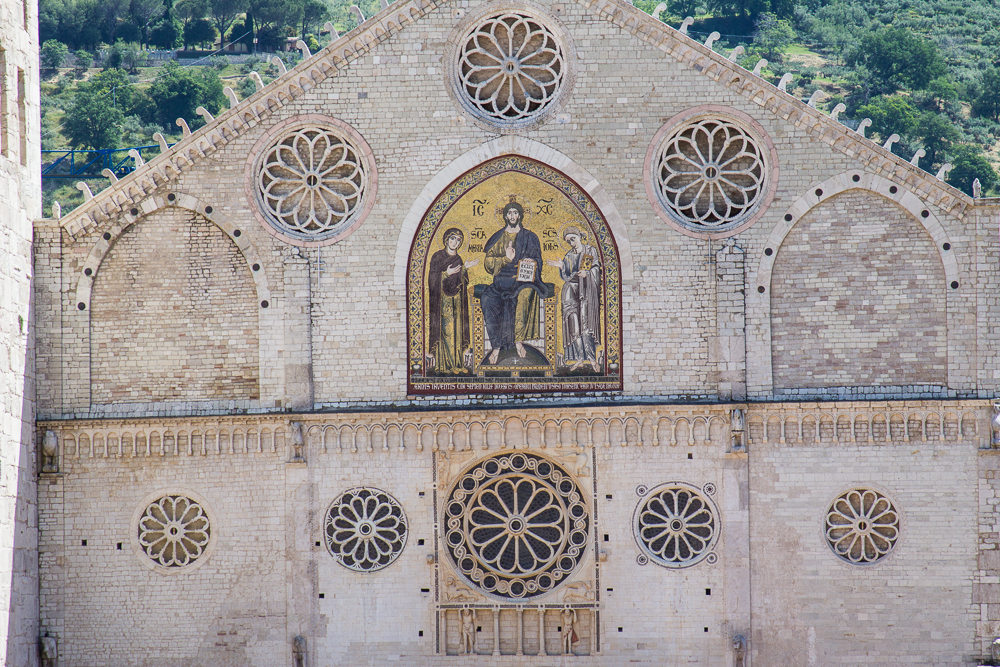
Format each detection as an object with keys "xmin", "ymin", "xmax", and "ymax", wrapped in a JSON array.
[{"xmin": 427, "ymin": 228, "xmax": 479, "ymax": 374}]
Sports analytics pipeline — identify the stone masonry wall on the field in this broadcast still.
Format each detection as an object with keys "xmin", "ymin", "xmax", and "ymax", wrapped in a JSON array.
[
  {"xmin": 36, "ymin": 0, "xmax": 994, "ymax": 416},
  {"xmin": 0, "ymin": 0, "xmax": 39, "ymax": 662},
  {"xmin": 770, "ymin": 190, "xmax": 948, "ymax": 391},
  {"xmin": 89, "ymin": 208, "xmax": 259, "ymax": 404},
  {"xmin": 35, "ymin": 400, "xmax": 989, "ymax": 665},
  {"xmin": 749, "ymin": 414, "xmax": 980, "ymax": 666}
]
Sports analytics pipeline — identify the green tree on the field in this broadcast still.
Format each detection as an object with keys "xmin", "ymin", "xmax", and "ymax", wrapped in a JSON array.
[
  {"xmin": 915, "ymin": 111, "xmax": 960, "ymax": 169},
  {"xmin": 73, "ymin": 49, "xmax": 93, "ymax": 75},
  {"xmin": 946, "ymin": 144, "xmax": 999, "ymax": 196},
  {"xmin": 848, "ymin": 27, "xmax": 947, "ymax": 94},
  {"xmin": 64, "ymin": 82, "xmax": 125, "ymax": 149},
  {"xmin": 129, "ymin": 0, "xmax": 166, "ymax": 46},
  {"xmin": 299, "ymin": 0, "xmax": 328, "ymax": 39},
  {"xmin": 972, "ymin": 68, "xmax": 1000, "ymax": 122},
  {"xmin": 97, "ymin": 0, "xmax": 129, "ymax": 44},
  {"xmin": 174, "ymin": 0, "xmax": 208, "ymax": 48},
  {"xmin": 208, "ymin": 0, "xmax": 241, "ymax": 47},
  {"xmin": 145, "ymin": 61, "xmax": 225, "ymax": 128},
  {"xmin": 184, "ymin": 17, "xmax": 217, "ymax": 48},
  {"xmin": 149, "ymin": 14, "xmax": 182, "ymax": 48},
  {"xmin": 41, "ymin": 39, "xmax": 70, "ymax": 72},
  {"xmin": 856, "ymin": 95, "xmax": 917, "ymax": 142},
  {"xmin": 666, "ymin": 0, "xmax": 701, "ymax": 18},
  {"xmin": 87, "ymin": 68, "xmax": 140, "ymax": 114},
  {"xmin": 752, "ymin": 12, "xmax": 794, "ymax": 64}
]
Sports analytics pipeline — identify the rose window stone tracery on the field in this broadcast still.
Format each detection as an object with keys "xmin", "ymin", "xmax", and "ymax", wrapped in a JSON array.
[
  {"xmin": 325, "ymin": 487, "xmax": 408, "ymax": 572},
  {"xmin": 255, "ymin": 126, "xmax": 369, "ymax": 242},
  {"xmin": 455, "ymin": 12, "xmax": 566, "ymax": 126},
  {"xmin": 137, "ymin": 495, "xmax": 212, "ymax": 568},
  {"xmin": 651, "ymin": 117, "xmax": 769, "ymax": 234},
  {"xmin": 633, "ymin": 483, "xmax": 718, "ymax": 568},
  {"xmin": 445, "ymin": 452, "xmax": 589, "ymax": 599},
  {"xmin": 824, "ymin": 488, "xmax": 900, "ymax": 564}
]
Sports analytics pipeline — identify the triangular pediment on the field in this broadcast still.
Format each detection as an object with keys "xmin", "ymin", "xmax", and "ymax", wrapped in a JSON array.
[{"xmin": 55, "ymin": 0, "xmax": 973, "ymax": 238}]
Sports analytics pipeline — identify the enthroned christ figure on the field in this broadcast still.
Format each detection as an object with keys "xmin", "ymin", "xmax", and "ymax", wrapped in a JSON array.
[{"xmin": 480, "ymin": 198, "xmax": 548, "ymax": 365}]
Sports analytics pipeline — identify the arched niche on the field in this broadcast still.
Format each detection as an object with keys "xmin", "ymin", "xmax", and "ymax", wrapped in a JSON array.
[
  {"xmin": 89, "ymin": 206, "xmax": 261, "ymax": 404},
  {"xmin": 404, "ymin": 154, "xmax": 624, "ymax": 395},
  {"xmin": 748, "ymin": 171, "xmax": 961, "ymax": 395}
]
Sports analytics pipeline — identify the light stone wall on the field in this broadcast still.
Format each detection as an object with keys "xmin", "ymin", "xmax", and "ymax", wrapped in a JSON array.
[
  {"xmin": 749, "ymin": 435, "xmax": 978, "ymax": 665},
  {"xmin": 770, "ymin": 190, "xmax": 948, "ymax": 390},
  {"xmin": 90, "ymin": 208, "xmax": 260, "ymax": 404},
  {"xmin": 1, "ymin": 0, "xmax": 39, "ymax": 662},
  {"xmin": 25, "ymin": 0, "xmax": 1000, "ymax": 664},
  {"xmin": 35, "ymin": 0, "xmax": 996, "ymax": 416},
  {"xmin": 35, "ymin": 401, "xmax": 989, "ymax": 665}
]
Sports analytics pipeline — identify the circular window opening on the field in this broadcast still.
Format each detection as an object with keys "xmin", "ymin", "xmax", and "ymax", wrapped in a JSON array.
[
  {"xmin": 450, "ymin": 9, "xmax": 571, "ymax": 130},
  {"xmin": 325, "ymin": 487, "xmax": 408, "ymax": 572},
  {"xmin": 137, "ymin": 495, "xmax": 212, "ymax": 569},
  {"xmin": 645, "ymin": 109, "xmax": 777, "ymax": 239},
  {"xmin": 444, "ymin": 452, "xmax": 589, "ymax": 599},
  {"xmin": 824, "ymin": 488, "xmax": 900, "ymax": 564},
  {"xmin": 251, "ymin": 122, "xmax": 375, "ymax": 245},
  {"xmin": 632, "ymin": 482, "xmax": 720, "ymax": 568}
]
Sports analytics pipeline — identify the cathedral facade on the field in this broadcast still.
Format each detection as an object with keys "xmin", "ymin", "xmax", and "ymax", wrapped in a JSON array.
[{"xmin": 6, "ymin": 0, "xmax": 1000, "ymax": 664}]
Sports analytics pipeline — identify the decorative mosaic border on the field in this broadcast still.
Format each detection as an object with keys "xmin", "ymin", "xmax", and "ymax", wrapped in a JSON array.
[{"xmin": 406, "ymin": 155, "xmax": 623, "ymax": 395}]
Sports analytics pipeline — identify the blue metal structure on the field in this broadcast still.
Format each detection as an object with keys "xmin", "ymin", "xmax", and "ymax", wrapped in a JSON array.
[{"xmin": 41, "ymin": 144, "xmax": 170, "ymax": 179}]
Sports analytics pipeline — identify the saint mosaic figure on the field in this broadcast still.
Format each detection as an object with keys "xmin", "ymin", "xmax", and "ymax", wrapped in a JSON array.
[
  {"xmin": 427, "ymin": 228, "xmax": 479, "ymax": 374},
  {"xmin": 547, "ymin": 226, "xmax": 601, "ymax": 371},
  {"xmin": 481, "ymin": 199, "xmax": 548, "ymax": 365}
]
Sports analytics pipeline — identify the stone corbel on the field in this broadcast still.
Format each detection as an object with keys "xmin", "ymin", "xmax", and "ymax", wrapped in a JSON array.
[{"xmin": 41, "ymin": 430, "xmax": 59, "ymax": 474}]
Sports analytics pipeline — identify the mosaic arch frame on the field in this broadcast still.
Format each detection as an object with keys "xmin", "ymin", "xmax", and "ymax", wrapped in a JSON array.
[{"xmin": 406, "ymin": 155, "xmax": 623, "ymax": 395}]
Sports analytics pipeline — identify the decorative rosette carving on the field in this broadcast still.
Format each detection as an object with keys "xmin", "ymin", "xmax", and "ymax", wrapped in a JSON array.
[
  {"xmin": 633, "ymin": 483, "xmax": 719, "ymax": 568},
  {"xmin": 325, "ymin": 487, "xmax": 408, "ymax": 572},
  {"xmin": 255, "ymin": 126, "xmax": 369, "ymax": 242},
  {"xmin": 825, "ymin": 488, "xmax": 900, "ymax": 564},
  {"xmin": 137, "ymin": 495, "xmax": 212, "ymax": 568},
  {"xmin": 454, "ymin": 11, "xmax": 568, "ymax": 128}
]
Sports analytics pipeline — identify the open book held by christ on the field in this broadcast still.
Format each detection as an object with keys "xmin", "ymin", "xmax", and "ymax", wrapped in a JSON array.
[{"xmin": 516, "ymin": 257, "xmax": 536, "ymax": 282}]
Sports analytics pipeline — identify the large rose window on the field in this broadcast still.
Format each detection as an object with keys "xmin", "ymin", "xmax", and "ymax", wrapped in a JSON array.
[
  {"xmin": 824, "ymin": 488, "xmax": 900, "ymax": 564},
  {"xmin": 445, "ymin": 452, "xmax": 589, "ymax": 599},
  {"xmin": 455, "ymin": 12, "xmax": 566, "ymax": 127},
  {"xmin": 325, "ymin": 487, "xmax": 408, "ymax": 572},
  {"xmin": 647, "ymin": 114, "xmax": 773, "ymax": 237},
  {"xmin": 633, "ymin": 483, "xmax": 718, "ymax": 568},
  {"xmin": 254, "ymin": 126, "xmax": 369, "ymax": 243},
  {"xmin": 137, "ymin": 495, "xmax": 212, "ymax": 568}
]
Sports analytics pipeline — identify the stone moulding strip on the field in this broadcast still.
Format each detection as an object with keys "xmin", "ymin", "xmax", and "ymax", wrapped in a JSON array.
[
  {"xmin": 37, "ymin": 400, "xmax": 989, "ymax": 466},
  {"xmin": 745, "ymin": 401, "xmax": 986, "ymax": 446},
  {"xmin": 573, "ymin": 0, "xmax": 973, "ymax": 219},
  {"xmin": 54, "ymin": 0, "xmax": 444, "ymax": 241},
  {"xmin": 72, "ymin": 193, "xmax": 271, "ymax": 311}
]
